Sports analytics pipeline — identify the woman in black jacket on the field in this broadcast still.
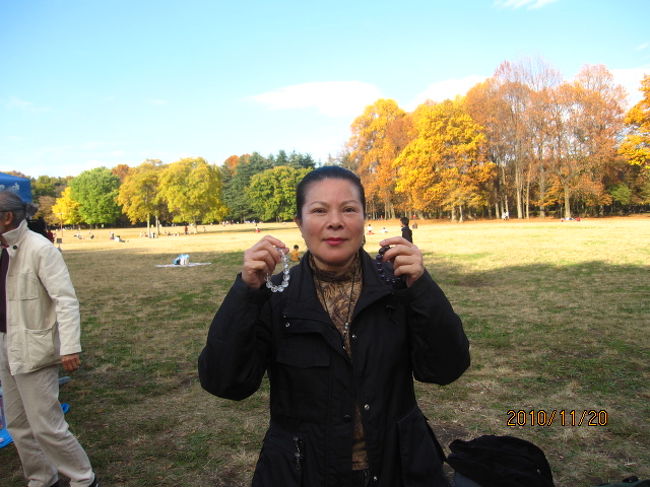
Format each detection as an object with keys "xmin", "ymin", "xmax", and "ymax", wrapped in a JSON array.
[{"xmin": 198, "ymin": 166, "xmax": 470, "ymax": 487}]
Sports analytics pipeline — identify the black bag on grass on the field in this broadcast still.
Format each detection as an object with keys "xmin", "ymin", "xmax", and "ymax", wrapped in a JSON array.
[{"xmin": 447, "ymin": 434, "xmax": 554, "ymax": 487}]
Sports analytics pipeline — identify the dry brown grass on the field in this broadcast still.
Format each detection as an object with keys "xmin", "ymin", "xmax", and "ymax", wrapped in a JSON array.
[{"xmin": 1, "ymin": 217, "xmax": 648, "ymax": 486}]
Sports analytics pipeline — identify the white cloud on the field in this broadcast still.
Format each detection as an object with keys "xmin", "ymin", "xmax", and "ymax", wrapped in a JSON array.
[
  {"xmin": 636, "ymin": 42, "xmax": 649, "ymax": 51},
  {"xmin": 409, "ymin": 75, "xmax": 487, "ymax": 109},
  {"xmin": 610, "ymin": 65, "xmax": 650, "ymax": 107},
  {"xmin": 494, "ymin": 0, "xmax": 559, "ymax": 9},
  {"xmin": 248, "ymin": 81, "xmax": 383, "ymax": 117}
]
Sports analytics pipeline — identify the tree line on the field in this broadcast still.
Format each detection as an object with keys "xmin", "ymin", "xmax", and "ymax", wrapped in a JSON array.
[
  {"xmin": 7, "ymin": 59, "xmax": 650, "ymax": 226},
  {"xmin": 343, "ymin": 60, "xmax": 650, "ymax": 221},
  {"xmin": 8, "ymin": 150, "xmax": 315, "ymax": 231}
]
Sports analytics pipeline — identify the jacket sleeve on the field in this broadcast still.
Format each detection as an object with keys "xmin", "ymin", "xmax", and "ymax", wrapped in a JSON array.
[
  {"xmin": 37, "ymin": 243, "xmax": 82, "ymax": 356},
  {"xmin": 400, "ymin": 270, "xmax": 470, "ymax": 385},
  {"xmin": 198, "ymin": 274, "xmax": 273, "ymax": 400}
]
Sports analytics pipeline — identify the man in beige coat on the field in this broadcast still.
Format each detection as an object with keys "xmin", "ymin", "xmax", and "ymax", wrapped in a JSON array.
[{"xmin": 0, "ymin": 191, "xmax": 98, "ymax": 487}]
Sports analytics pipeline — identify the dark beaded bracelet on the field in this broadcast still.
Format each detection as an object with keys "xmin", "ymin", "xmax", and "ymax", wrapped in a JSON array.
[{"xmin": 375, "ymin": 246, "xmax": 406, "ymax": 289}]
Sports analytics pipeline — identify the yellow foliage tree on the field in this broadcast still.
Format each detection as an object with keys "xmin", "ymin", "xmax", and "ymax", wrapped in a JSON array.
[
  {"xmin": 619, "ymin": 74, "xmax": 650, "ymax": 169},
  {"xmin": 394, "ymin": 98, "xmax": 494, "ymax": 221},
  {"xmin": 51, "ymin": 186, "xmax": 82, "ymax": 227},
  {"xmin": 117, "ymin": 160, "xmax": 166, "ymax": 236},
  {"xmin": 158, "ymin": 157, "xmax": 227, "ymax": 224}
]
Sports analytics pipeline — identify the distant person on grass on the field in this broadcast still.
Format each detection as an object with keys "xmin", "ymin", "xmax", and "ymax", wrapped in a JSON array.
[
  {"xmin": 199, "ymin": 166, "xmax": 470, "ymax": 486},
  {"xmin": 400, "ymin": 216, "xmax": 413, "ymax": 243},
  {"xmin": 289, "ymin": 244, "xmax": 301, "ymax": 262},
  {"xmin": 0, "ymin": 191, "xmax": 99, "ymax": 487}
]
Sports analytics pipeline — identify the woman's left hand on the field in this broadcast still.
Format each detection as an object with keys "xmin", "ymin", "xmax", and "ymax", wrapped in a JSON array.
[{"xmin": 378, "ymin": 237, "xmax": 425, "ymax": 288}]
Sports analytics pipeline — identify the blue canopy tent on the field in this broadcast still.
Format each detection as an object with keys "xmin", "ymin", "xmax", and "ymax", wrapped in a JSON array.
[{"xmin": 0, "ymin": 172, "xmax": 33, "ymax": 203}]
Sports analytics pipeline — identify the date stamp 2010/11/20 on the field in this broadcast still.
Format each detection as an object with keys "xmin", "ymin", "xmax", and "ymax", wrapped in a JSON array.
[{"xmin": 507, "ymin": 409, "xmax": 609, "ymax": 427}]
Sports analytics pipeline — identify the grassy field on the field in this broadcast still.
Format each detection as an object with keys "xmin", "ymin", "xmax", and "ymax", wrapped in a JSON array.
[{"xmin": 1, "ymin": 217, "xmax": 648, "ymax": 486}]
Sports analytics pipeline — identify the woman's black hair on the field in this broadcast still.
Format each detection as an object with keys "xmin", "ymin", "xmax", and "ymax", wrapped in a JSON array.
[{"xmin": 295, "ymin": 166, "xmax": 366, "ymax": 220}]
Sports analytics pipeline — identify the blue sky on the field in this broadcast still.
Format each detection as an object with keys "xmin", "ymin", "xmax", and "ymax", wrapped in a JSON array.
[{"xmin": 1, "ymin": 0, "xmax": 649, "ymax": 178}]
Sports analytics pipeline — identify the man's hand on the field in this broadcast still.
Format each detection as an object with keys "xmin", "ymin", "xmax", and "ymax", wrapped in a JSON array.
[{"xmin": 61, "ymin": 353, "xmax": 81, "ymax": 372}]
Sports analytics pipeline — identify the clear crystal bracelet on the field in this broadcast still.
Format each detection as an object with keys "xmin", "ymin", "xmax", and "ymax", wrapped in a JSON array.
[{"xmin": 265, "ymin": 249, "xmax": 290, "ymax": 293}]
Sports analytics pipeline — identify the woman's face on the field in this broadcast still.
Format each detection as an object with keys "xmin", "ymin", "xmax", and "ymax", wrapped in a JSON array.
[{"xmin": 296, "ymin": 178, "xmax": 365, "ymax": 273}]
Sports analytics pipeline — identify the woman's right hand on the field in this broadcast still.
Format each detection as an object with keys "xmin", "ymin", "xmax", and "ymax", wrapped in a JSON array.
[{"xmin": 241, "ymin": 235, "xmax": 289, "ymax": 289}]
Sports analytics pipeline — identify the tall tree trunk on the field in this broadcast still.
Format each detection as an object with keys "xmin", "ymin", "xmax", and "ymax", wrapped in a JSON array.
[
  {"xmin": 499, "ymin": 164, "xmax": 508, "ymax": 219},
  {"xmin": 515, "ymin": 166, "xmax": 523, "ymax": 218},
  {"xmin": 539, "ymin": 163, "xmax": 546, "ymax": 218},
  {"xmin": 563, "ymin": 186, "xmax": 571, "ymax": 219},
  {"xmin": 525, "ymin": 176, "xmax": 530, "ymax": 219}
]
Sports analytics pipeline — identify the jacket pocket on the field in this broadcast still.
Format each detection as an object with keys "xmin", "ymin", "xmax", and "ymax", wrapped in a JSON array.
[
  {"xmin": 274, "ymin": 333, "xmax": 331, "ymax": 422},
  {"xmin": 7, "ymin": 272, "xmax": 40, "ymax": 300},
  {"xmin": 23, "ymin": 326, "xmax": 59, "ymax": 371},
  {"xmin": 397, "ymin": 407, "xmax": 448, "ymax": 487},
  {"xmin": 252, "ymin": 426, "xmax": 303, "ymax": 487}
]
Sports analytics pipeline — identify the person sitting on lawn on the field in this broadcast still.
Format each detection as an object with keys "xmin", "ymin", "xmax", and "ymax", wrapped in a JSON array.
[{"xmin": 289, "ymin": 244, "xmax": 301, "ymax": 262}]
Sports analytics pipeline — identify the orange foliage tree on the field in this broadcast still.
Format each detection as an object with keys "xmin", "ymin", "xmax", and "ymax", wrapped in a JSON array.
[{"xmin": 346, "ymin": 99, "xmax": 414, "ymax": 218}]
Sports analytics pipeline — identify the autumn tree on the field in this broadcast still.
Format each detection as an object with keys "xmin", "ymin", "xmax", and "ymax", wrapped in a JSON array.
[
  {"xmin": 223, "ymin": 155, "xmax": 240, "ymax": 172},
  {"xmin": 466, "ymin": 78, "xmax": 510, "ymax": 218},
  {"xmin": 111, "ymin": 164, "xmax": 130, "ymax": 182},
  {"xmin": 347, "ymin": 99, "xmax": 413, "ymax": 218},
  {"xmin": 546, "ymin": 65, "xmax": 625, "ymax": 218},
  {"xmin": 247, "ymin": 166, "xmax": 311, "ymax": 221},
  {"xmin": 70, "ymin": 167, "xmax": 122, "ymax": 225},
  {"xmin": 492, "ymin": 61, "xmax": 534, "ymax": 219},
  {"xmin": 51, "ymin": 186, "xmax": 82, "ymax": 228},
  {"xmin": 158, "ymin": 157, "xmax": 227, "ymax": 225},
  {"xmin": 466, "ymin": 59, "xmax": 563, "ymax": 219},
  {"xmin": 620, "ymin": 74, "xmax": 650, "ymax": 169},
  {"xmin": 619, "ymin": 75, "xmax": 650, "ymax": 208},
  {"xmin": 35, "ymin": 196, "xmax": 58, "ymax": 226},
  {"xmin": 117, "ymin": 160, "xmax": 166, "ymax": 235},
  {"xmin": 394, "ymin": 98, "xmax": 494, "ymax": 221}
]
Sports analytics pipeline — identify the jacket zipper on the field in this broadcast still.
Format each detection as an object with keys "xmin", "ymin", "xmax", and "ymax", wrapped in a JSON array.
[{"xmin": 293, "ymin": 435, "xmax": 304, "ymax": 471}]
